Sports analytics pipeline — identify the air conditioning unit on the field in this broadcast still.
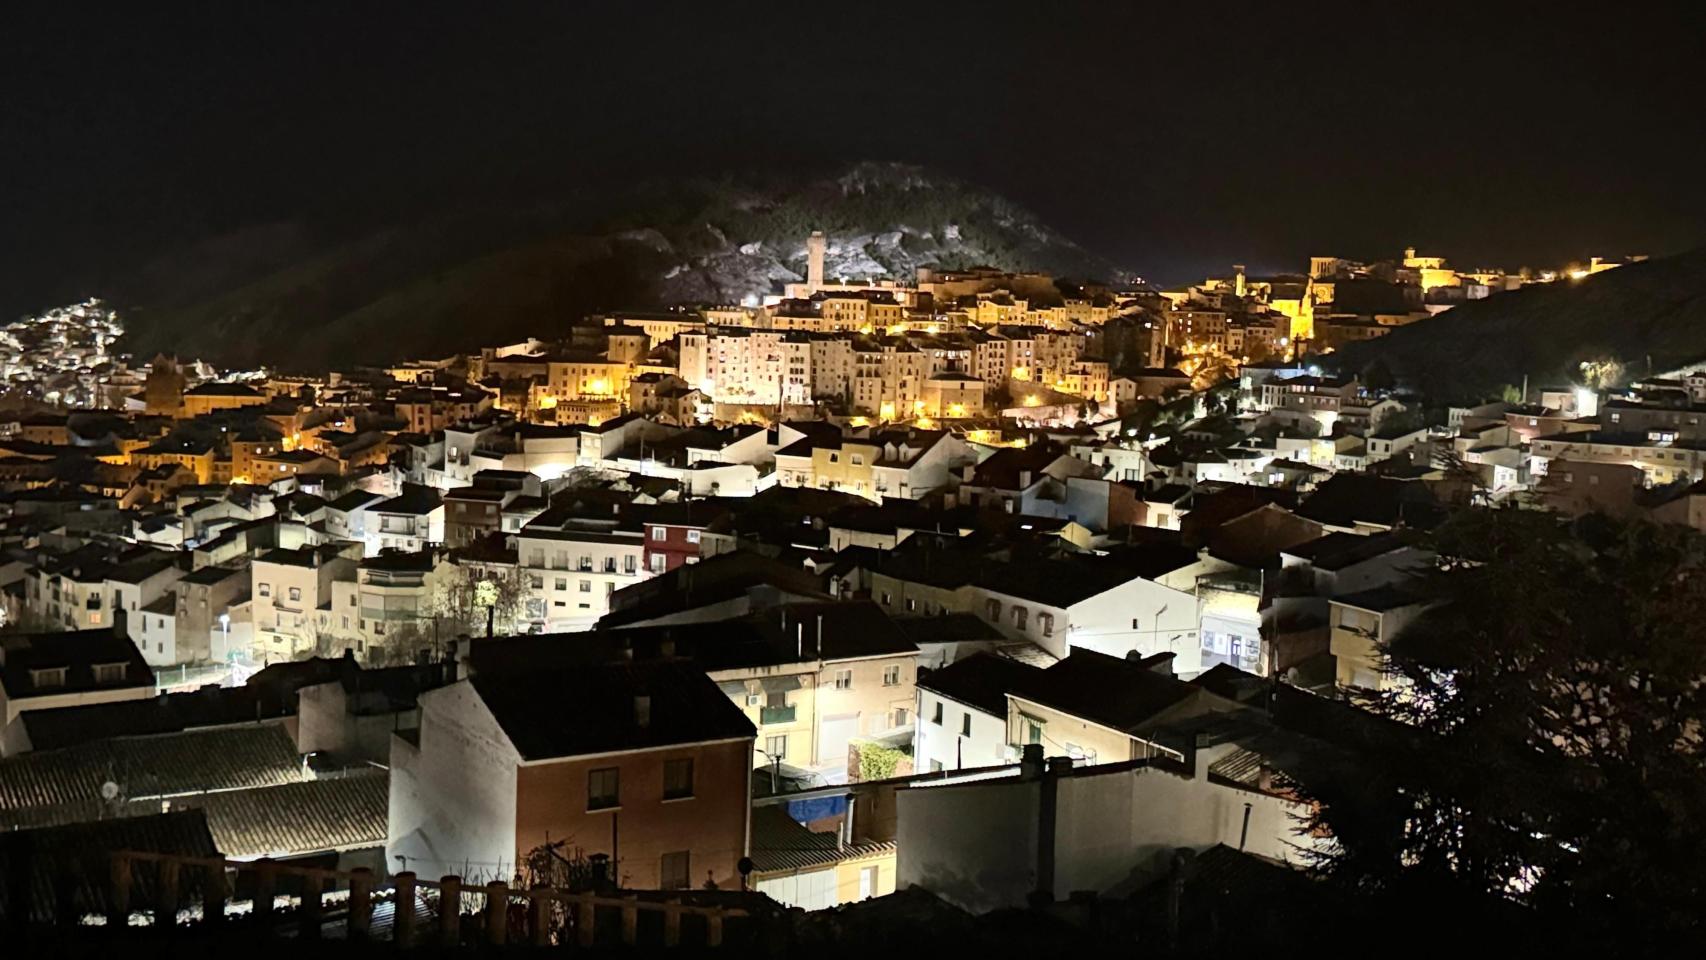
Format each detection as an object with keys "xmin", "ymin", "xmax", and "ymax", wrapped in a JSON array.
[{"xmin": 746, "ymin": 694, "xmax": 761, "ymax": 707}]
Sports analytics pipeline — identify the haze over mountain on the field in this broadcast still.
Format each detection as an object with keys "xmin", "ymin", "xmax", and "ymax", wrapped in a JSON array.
[
  {"xmin": 108, "ymin": 163, "xmax": 1127, "ymax": 371},
  {"xmin": 1328, "ymin": 246, "xmax": 1706, "ymax": 400}
]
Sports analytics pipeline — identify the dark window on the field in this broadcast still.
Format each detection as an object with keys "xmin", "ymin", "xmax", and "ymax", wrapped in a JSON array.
[
  {"xmin": 588, "ymin": 767, "xmax": 620, "ymax": 810},
  {"xmin": 961, "ymin": 713, "xmax": 973, "ymax": 738},
  {"xmin": 660, "ymin": 851, "xmax": 690, "ymax": 890},
  {"xmin": 663, "ymin": 759, "xmax": 694, "ymax": 800}
]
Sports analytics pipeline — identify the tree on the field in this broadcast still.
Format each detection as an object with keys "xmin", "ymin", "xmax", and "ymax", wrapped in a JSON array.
[
  {"xmin": 435, "ymin": 562, "xmax": 531, "ymax": 639},
  {"xmin": 1307, "ymin": 508, "xmax": 1706, "ymax": 949}
]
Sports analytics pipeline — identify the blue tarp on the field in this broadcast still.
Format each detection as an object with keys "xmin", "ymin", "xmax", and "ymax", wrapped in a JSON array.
[{"xmin": 787, "ymin": 794, "xmax": 849, "ymax": 823}]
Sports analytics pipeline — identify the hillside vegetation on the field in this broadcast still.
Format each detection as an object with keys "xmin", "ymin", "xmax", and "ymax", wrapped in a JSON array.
[
  {"xmin": 1329, "ymin": 246, "xmax": 1706, "ymax": 399},
  {"xmin": 113, "ymin": 163, "xmax": 1124, "ymax": 370}
]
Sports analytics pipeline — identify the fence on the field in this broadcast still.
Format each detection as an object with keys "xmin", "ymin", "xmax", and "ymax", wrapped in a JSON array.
[{"xmin": 109, "ymin": 850, "xmax": 747, "ymax": 947}]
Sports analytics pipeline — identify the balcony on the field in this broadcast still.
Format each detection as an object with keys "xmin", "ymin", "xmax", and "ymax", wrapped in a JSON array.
[{"xmin": 760, "ymin": 705, "xmax": 796, "ymax": 725}]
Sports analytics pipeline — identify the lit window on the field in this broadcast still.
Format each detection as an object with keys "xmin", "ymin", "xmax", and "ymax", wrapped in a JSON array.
[{"xmin": 651, "ymin": 527, "xmax": 666, "ymax": 541}]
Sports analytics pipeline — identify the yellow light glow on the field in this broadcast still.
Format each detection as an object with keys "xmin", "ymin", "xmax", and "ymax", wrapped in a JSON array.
[
  {"xmin": 232, "ymin": 475, "xmax": 250, "ymax": 485},
  {"xmin": 587, "ymin": 415, "xmax": 602, "ymax": 427},
  {"xmin": 1567, "ymin": 269, "xmax": 1589, "ymax": 280},
  {"xmin": 859, "ymin": 324, "xmax": 874, "ymax": 335},
  {"xmin": 849, "ymin": 416, "xmax": 870, "ymax": 427},
  {"xmin": 925, "ymin": 324, "xmax": 940, "ymax": 334},
  {"xmin": 587, "ymin": 378, "xmax": 611, "ymax": 396},
  {"xmin": 1012, "ymin": 366, "xmax": 1031, "ymax": 381},
  {"xmin": 537, "ymin": 395, "xmax": 558, "ymax": 409},
  {"xmin": 1022, "ymin": 394, "xmax": 1042, "ymax": 408},
  {"xmin": 888, "ymin": 323, "xmax": 908, "ymax": 335},
  {"xmin": 912, "ymin": 399, "xmax": 926, "ymax": 413},
  {"xmin": 948, "ymin": 403, "xmax": 965, "ymax": 418},
  {"xmin": 879, "ymin": 401, "xmax": 896, "ymax": 421},
  {"xmin": 916, "ymin": 416, "xmax": 935, "ymax": 429}
]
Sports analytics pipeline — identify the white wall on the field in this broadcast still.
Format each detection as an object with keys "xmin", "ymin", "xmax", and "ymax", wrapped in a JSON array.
[
  {"xmin": 896, "ymin": 776, "xmax": 1041, "ymax": 914},
  {"xmin": 914, "ymin": 691, "xmax": 1008, "ymax": 773},
  {"xmin": 1065, "ymin": 578, "xmax": 1203, "ymax": 675},
  {"xmin": 387, "ymin": 681, "xmax": 521, "ymax": 881}
]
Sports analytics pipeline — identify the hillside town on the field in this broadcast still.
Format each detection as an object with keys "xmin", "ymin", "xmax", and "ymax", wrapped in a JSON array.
[{"xmin": 0, "ymin": 234, "xmax": 1694, "ymax": 950}]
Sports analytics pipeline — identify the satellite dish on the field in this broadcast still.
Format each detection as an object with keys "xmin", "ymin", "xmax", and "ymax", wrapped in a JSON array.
[{"xmin": 100, "ymin": 781, "xmax": 120, "ymax": 801}]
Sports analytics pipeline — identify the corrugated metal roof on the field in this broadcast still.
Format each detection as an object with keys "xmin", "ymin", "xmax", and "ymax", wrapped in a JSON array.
[
  {"xmin": 748, "ymin": 806, "xmax": 895, "ymax": 875},
  {"xmin": 0, "ymin": 724, "xmax": 303, "ymax": 829},
  {"xmin": 165, "ymin": 771, "xmax": 389, "ymax": 859}
]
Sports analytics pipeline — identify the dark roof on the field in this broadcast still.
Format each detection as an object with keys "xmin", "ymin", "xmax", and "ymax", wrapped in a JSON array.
[
  {"xmin": 18, "ymin": 686, "xmax": 296, "ymax": 752},
  {"xmin": 469, "ymin": 660, "xmax": 755, "ymax": 762},
  {"xmin": 372, "ymin": 482, "xmax": 442, "ymax": 516},
  {"xmin": 1332, "ymin": 583, "xmax": 1429, "ymax": 613},
  {"xmin": 326, "ymin": 488, "xmax": 387, "ymax": 511},
  {"xmin": 918, "ymin": 653, "xmax": 1043, "ymax": 716},
  {"xmin": 892, "ymin": 612, "xmax": 1005, "ymax": 647},
  {"xmin": 1013, "ymin": 649, "xmax": 1201, "ymax": 734},
  {"xmin": 184, "ymin": 381, "xmax": 263, "ymax": 398},
  {"xmin": 0, "ymin": 630, "xmax": 153, "ymax": 701},
  {"xmin": 973, "ymin": 553, "xmax": 1179, "ymax": 608},
  {"xmin": 1282, "ymin": 531, "xmax": 1412, "ymax": 571},
  {"xmin": 0, "ymin": 811, "xmax": 220, "ymax": 924},
  {"xmin": 1295, "ymin": 474, "xmax": 1442, "ymax": 529},
  {"xmin": 0, "ymin": 725, "xmax": 304, "ymax": 829}
]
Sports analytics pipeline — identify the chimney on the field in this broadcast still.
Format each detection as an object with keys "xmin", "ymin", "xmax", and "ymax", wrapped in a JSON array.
[
  {"xmin": 1020, "ymin": 742, "xmax": 1045, "ymax": 780},
  {"xmin": 807, "ymin": 231, "xmax": 826, "ymax": 291},
  {"xmin": 1182, "ymin": 732, "xmax": 1211, "ymax": 780},
  {"xmin": 1019, "ymin": 469, "xmax": 1032, "ymax": 488},
  {"xmin": 633, "ymin": 694, "xmax": 652, "ymax": 728}
]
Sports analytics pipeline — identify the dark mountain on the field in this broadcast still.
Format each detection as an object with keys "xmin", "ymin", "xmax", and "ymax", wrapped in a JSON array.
[
  {"xmin": 110, "ymin": 163, "xmax": 1129, "ymax": 371},
  {"xmin": 1327, "ymin": 246, "xmax": 1706, "ymax": 399}
]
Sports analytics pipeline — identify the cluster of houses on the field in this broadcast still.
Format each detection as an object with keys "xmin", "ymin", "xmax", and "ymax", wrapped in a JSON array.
[{"xmin": 0, "ymin": 243, "xmax": 1700, "ymax": 936}]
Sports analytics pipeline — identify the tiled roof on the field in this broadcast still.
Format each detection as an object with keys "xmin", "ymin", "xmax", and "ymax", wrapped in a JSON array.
[
  {"xmin": 0, "ymin": 724, "xmax": 304, "ymax": 829},
  {"xmin": 0, "ymin": 810, "xmax": 220, "ymax": 924},
  {"xmin": 748, "ymin": 806, "xmax": 895, "ymax": 875},
  {"xmin": 169, "ymin": 772, "xmax": 389, "ymax": 859}
]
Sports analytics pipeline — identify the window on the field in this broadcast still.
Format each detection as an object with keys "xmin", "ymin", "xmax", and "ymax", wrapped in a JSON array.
[
  {"xmin": 660, "ymin": 851, "xmax": 691, "ymax": 891},
  {"xmin": 92, "ymin": 662, "xmax": 127, "ymax": 683},
  {"xmin": 1039, "ymin": 613, "xmax": 1054, "ymax": 638},
  {"xmin": 892, "ymin": 707, "xmax": 909, "ymax": 728},
  {"xmin": 663, "ymin": 758, "xmax": 694, "ymax": 799},
  {"xmin": 30, "ymin": 667, "xmax": 67, "ymax": 688},
  {"xmin": 765, "ymin": 735, "xmax": 788, "ymax": 758},
  {"xmin": 905, "ymin": 598, "xmax": 916, "ymax": 612},
  {"xmin": 554, "ymin": 578, "xmax": 568, "ymax": 591},
  {"xmin": 652, "ymin": 527, "xmax": 666, "ymax": 541},
  {"xmin": 588, "ymin": 767, "xmax": 620, "ymax": 810},
  {"xmin": 961, "ymin": 713, "xmax": 973, "ymax": 738},
  {"xmin": 259, "ymin": 582, "xmax": 272, "ymax": 597},
  {"xmin": 1023, "ymin": 716, "xmax": 1044, "ymax": 745},
  {"xmin": 650, "ymin": 554, "xmax": 667, "ymax": 573},
  {"xmin": 624, "ymin": 555, "xmax": 636, "ymax": 574},
  {"xmin": 288, "ymin": 586, "xmax": 302, "ymax": 602},
  {"xmin": 604, "ymin": 557, "xmax": 617, "ymax": 573},
  {"xmin": 834, "ymin": 669, "xmax": 853, "ymax": 690},
  {"xmin": 880, "ymin": 591, "xmax": 892, "ymax": 606},
  {"xmin": 1013, "ymin": 607, "xmax": 1028, "ymax": 630},
  {"xmin": 828, "ymin": 453, "xmax": 839, "ymax": 464},
  {"xmin": 686, "ymin": 530, "xmax": 701, "ymax": 544},
  {"xmin": 580, "ymin": 580, "xmax": 592, "ymax": 593},
  {"xmin": 883, "ymin": 665, "xmax": 901, "ymax": 686},
  {"xmin": 932, "ymin": 702, "xmax": 943, "ymax": 725},
  {"xmin": 985, "ymin": 598, "xmax": 1001, "ymax": 621}
]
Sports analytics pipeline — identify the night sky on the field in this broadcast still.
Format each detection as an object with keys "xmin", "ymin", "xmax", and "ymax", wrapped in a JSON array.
[{"xmin": 4, "ymin": 3, "xmax": 1704, "ymax": 315}]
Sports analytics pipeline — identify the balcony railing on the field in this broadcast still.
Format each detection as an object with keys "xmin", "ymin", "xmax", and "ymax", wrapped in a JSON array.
[{"xmin": 760, "ymin": 705, "xmax": 796, "ymax": 725}]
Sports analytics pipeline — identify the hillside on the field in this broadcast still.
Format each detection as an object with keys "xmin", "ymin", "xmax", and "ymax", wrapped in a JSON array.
[
  {"xmin": 111, "ymin": 163, "xmax": 1128, "ymax": 370},
  {"xmin": 1327, "ymin": 246, "xmax": 1706, "ymax": 399}
]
